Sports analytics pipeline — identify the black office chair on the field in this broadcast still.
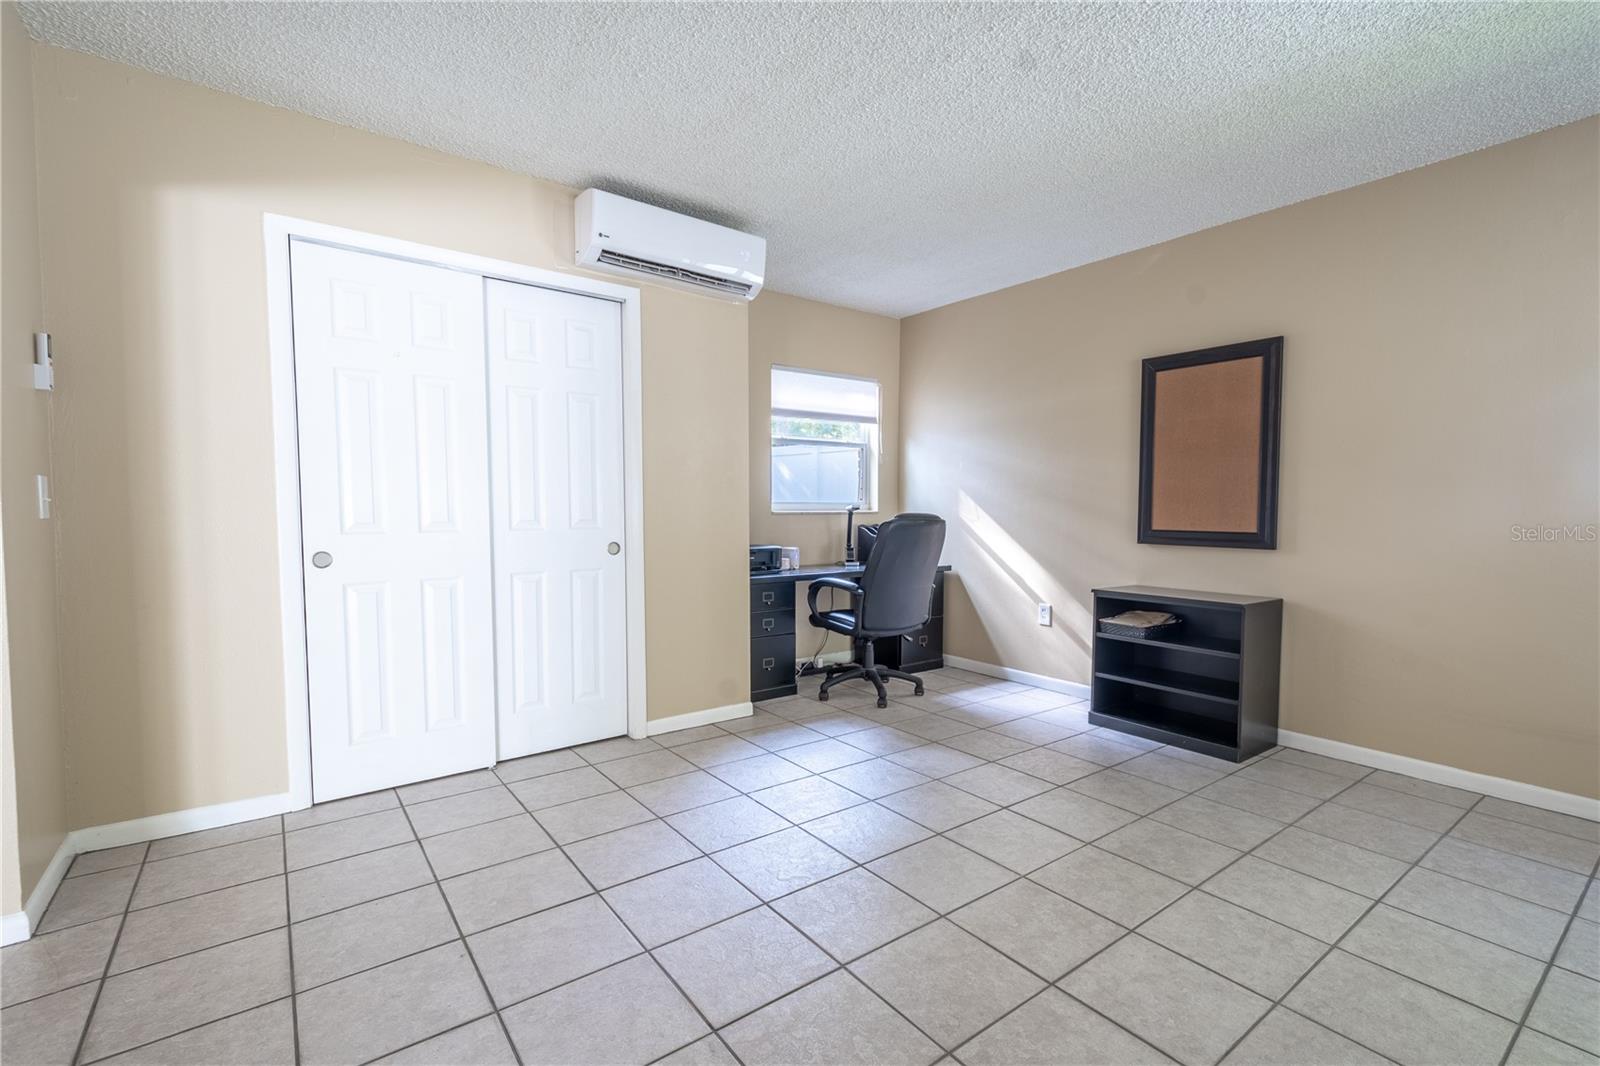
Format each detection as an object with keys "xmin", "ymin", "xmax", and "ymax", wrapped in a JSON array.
[{"xmin": 807, "ymin": 513, "xmax": 946, "ymax": 708}]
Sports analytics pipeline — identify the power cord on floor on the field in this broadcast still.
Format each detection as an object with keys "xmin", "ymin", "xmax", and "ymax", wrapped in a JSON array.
[{"xmin": 796, "ymin": 586, "xmax": 837, "ymax": 679}]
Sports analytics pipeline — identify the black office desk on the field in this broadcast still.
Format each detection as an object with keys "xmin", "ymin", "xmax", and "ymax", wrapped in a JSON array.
[{"xmin": 750, "ymin": 564, "xmax": 951, "ymax": 702}]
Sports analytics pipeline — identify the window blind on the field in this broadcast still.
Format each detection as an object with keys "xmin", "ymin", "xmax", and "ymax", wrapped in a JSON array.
[{"xmin": 771, "ymin": 367, "xmax": 879, "ymax": 423}]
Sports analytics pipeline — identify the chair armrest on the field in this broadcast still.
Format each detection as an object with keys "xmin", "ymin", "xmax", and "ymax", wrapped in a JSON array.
[{"xmin": 806, "ymin": 576, "xmax": 862, "ymax": 615}]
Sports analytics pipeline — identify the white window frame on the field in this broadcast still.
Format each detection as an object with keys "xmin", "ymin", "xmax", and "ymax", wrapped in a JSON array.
[{"xmin": 770, "ymin": 365, "xmax": 881, "ymax": 514}]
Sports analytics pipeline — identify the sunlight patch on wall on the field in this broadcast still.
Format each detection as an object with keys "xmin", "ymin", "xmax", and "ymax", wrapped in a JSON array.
[{"xmin": 956, "ymin": 490, "xmax": 1092, "ymax": 680}]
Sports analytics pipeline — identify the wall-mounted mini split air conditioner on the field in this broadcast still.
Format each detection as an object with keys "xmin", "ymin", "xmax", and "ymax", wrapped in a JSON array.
[{"xmin": 575, "ymin": 189, "xmax": 766, "ymax": 301}]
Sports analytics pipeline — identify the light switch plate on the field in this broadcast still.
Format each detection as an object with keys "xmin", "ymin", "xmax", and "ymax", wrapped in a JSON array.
[
  {"xmin": 1037, "ymin": 603, "xmax": 1052, "ymax": 626},
  {"xmin": 36, "ymin": 475, "xmax": 50, "ymax": 519}
]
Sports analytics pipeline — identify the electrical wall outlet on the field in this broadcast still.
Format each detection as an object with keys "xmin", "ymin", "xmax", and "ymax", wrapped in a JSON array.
[
  {"xmin": 1037, "ymin": 602, "xmax": 1052, "ymax": 626},
  {"xmin": 33, "ymin": 332, "xmax": 53, "ymax": 391}
]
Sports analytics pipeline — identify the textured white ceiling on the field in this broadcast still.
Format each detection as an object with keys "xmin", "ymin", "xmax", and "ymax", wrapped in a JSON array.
[{"xmin": 17, "ymin": 2, "xmax": 1600, "ymax": 317}]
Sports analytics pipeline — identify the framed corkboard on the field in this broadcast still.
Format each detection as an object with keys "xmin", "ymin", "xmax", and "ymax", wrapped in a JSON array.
[{"xmin": 1138, "ymin": 336, "xmax": 1282, "ymax": 549}]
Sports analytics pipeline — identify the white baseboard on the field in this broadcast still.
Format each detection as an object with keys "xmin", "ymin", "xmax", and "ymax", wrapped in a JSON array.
[
  {"xmin": 1278, "ymin": 730, "xmax": 1599, "ymax": 822},
  {"xmin": 0, "ymin": 911, "xmax": 28, "ymax": 946},
  {"xmin": 1, "ymin": 835, "xmax": 75, "ymax": 945},
  {"xmin": 69, "ymin": 792, "xmax": 294, "ymax": 854},
  {"xmin": 939, "ymin": 655, "xmax": 1594, "ymax": 821},
  {"xmin": 3, "ymin": 792, "xmax": 293, "ymax": 944},
  {"xmin": 645, "ymin": 701, "xmax": 753, "ymax": 736},
  {"xmin": 944, "ymin": 655, "xmax": 1092, "ymax": 701}
]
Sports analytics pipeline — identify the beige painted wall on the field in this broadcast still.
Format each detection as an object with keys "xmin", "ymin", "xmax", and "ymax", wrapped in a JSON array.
[
  {"xmin": 1, "ymin": 4, "xmax": 68, "ymax": 912},
  {"xmin": 902, "ymin": 118, "xmax": 1600, "ymax": 799},
  {"xmin": 30, "ymin": 44, "xmax": 748, "ymax": 830},
  {"xmin": 749, "ymin": 291, "xmax": 900, "ymax": 658}
]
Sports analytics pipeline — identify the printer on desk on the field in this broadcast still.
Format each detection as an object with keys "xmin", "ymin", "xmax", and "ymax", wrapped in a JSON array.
[{"xmin": 749, "ymin": 545, "xmax": 801, "ymax": 572}]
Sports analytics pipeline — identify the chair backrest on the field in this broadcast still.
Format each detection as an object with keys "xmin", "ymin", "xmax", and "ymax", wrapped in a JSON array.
[{"xmin": 857, "ymin": 513, "xmax": 946, "ymax": 635}]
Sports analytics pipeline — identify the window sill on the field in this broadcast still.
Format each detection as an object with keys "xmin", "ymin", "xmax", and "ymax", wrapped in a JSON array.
[{"xmin": 770, "ymin": 508, "xmax": 883, "ymax": 516}]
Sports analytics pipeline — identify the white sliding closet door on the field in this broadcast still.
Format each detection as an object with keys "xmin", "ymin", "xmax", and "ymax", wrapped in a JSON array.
[
  {"xmin": 487, "ymin": 279, "xmax": 629, "ymax": 758},
  {"xmin": 292, "ymin": 240, "xmax": 497, "ymax": 801}
]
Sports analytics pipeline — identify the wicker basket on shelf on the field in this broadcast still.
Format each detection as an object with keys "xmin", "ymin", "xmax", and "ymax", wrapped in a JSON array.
[{"xmin": 1097, "ymin": 610, "xmax": 1182, "ymax": 639}]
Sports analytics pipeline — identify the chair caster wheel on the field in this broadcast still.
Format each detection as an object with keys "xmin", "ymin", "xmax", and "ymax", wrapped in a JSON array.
[
  {"xmin": 817, "ymin": 692, "xmax": 829, "ymax": 702},
  {"xmin": 914, "ymin": 686, "xmax": 925, "ymax": 696},
  {"xmin": 877, "ymin": 698, "xmax": 888, "ymax": 708}
]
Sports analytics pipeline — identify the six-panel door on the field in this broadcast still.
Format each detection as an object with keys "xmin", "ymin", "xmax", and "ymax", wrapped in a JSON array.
[
  {"xmin": 292, "ymin": 240, "xmax": 498, "ymax": 801},
  {"xmin": 486, "ymin": 279, "xmax": 630, "ymax": 758}
]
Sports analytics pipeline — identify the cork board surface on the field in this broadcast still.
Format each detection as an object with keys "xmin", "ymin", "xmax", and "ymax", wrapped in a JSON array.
[{"xmin": 1149, "ymin": 355, "xmax": 1263, "ymax": 532}]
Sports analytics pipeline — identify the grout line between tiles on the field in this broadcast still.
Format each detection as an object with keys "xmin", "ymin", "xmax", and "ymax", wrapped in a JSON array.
[
  {"xmin": 1497, "ymin": 849, "xmax": 1600, "ymax": 1066},
  {"xmin": 642, "ymin": 1031, "xmax": 739, "ymax": 1066},
  {"xmin": 19, "ymin": 914, "xmax": 293, "ymax": 1008},
  {"xmin": 67, "ymin": 821, "xmax": 155, "ymax": 1065},
  {"xmin": 51, "ymin": 744, "xmax": 1536, "ymax": 1062},
  {"xmin": 950, "ymin": 978, "xmax": 1166, "ymax": 1064},
  {"xmin": 0, "ymin": 763, "xmax": 1440, "ymax": 937},
  {"xmin": 79, "ymin": 913, "xmax": 577, "ymax": 1061},
  {"xmin": 520, "ymin": 735, "xmax": 1011, "ymax": 1052},
  {"xmin": 279, "ymin": 826, "xmax": 302, "ymax": 1066},
  {"xmin": 391, "ymin": 794, "xmax": 525, "ymax": 1066},
  {"xmin": 1, "ymin": 974, "xmax": 106, "ymax": 1013},
  {"xmin": 135, "ymin": 824, "xmax": 288, "ymax": 866},
  {"xmin": 840, "ymin": 873, "xmax": 1153, "ymax": 1056},
  {"xmin": 968, "ymin": 764, "xmax": 1406, "ymax": 1064},
  {"xmin": 1272, "ymin": 1003, "xmax": 1405, "ymax": 1065},
  {"xmin": 1373, "ymin": 871, "xmax": 1583, "ymax": 963},
  {"xmin": 60, "ymin": 846, "xmax": 148, "ymax": 882},
  {"xmin": 20, "ymin": 676, "xmax": 1597, "ymax": 1066},
  {"xmin": 752, "ymin": 760, "xmax": 1236, "ymax": 1055},
  {"xmin": 75, "ymin": 997, "xmax": 297, "ymax": 1066},
  {"xmin": 282, "ymin": 796, "xmax": 401, "ymax": 834},
  {"xmin": 1210, "ymin": 794, "xmax": 1487, "ymax": 1064},
  {"xmin": 1011, "ymin": 802, "xmax": 1334, "ymax": 1063},
  {"xmin": 497, "ymin": 760, "xmax": 740, "ymax": 1065},
  {"xmin": 352, "ymin": 1011, "xmax": 499, "ymax": 1066}
]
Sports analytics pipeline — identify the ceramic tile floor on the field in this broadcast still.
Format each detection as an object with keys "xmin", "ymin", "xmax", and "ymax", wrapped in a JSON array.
[{"xmin": 4, "ymin": 667, "xmax": 1598, "ymax": 1066}]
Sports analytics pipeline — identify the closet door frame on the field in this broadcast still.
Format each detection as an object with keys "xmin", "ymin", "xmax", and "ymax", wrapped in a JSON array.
[{"xmin": 264, "ymin": 214, "xmax": 647, "ymax": 813}]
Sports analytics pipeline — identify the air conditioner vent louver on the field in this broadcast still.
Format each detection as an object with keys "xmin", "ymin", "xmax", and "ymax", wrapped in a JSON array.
[{"xmin": 595, "ymin": 250, "xmax": 755, "ymax": 297}]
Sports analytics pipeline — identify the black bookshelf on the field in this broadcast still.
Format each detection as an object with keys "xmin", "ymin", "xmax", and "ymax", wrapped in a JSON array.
[{"xmin": 1090, "ymin": 586, "xmax": 1281, "ymax": 762}]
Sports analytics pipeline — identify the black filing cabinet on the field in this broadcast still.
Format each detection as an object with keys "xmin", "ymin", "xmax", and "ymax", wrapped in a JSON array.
[
  {"xmin": 874, "ymin": 569, "xmax": 945, "ymax": 673},
  {"xmin": 750, "ymin": 581, "xmax": 798, "ymax": 702}
]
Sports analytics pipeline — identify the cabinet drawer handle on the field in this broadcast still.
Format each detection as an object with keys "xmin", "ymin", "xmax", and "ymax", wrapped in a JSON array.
[
  {"xmin": 918, "ymin": 636, "xmax": 928, "ymax": 646},
  {"xmin": 761, "ymin": 591, "xmax": 776, "ymax": 605},
  {"xmin": 761, "ymin": 617, "xmax": 775, "ymax": 631},
  {"xmin": 762, "ymin": 657, "xmax": 776, "ymax": 669}
]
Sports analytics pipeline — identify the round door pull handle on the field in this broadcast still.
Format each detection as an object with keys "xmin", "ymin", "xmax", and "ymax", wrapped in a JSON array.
[
  {"xmin": 607, "ymin": 542, "xmax": 621, "ymax": 555},
  {"xmin": 311, "ymin": 551, "xmax": 333, "ymax": 569}
]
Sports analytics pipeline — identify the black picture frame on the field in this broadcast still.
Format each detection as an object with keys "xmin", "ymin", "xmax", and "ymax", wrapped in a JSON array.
[{"xmin": 1137, "ymin": 336, "xmax": 1283, "ymax": 549}]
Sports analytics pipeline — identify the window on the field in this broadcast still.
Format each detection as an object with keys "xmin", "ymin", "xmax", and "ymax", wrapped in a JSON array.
[{"xmin": 771, "ymin": 366, "xmax": 880, "ymax": 512}]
